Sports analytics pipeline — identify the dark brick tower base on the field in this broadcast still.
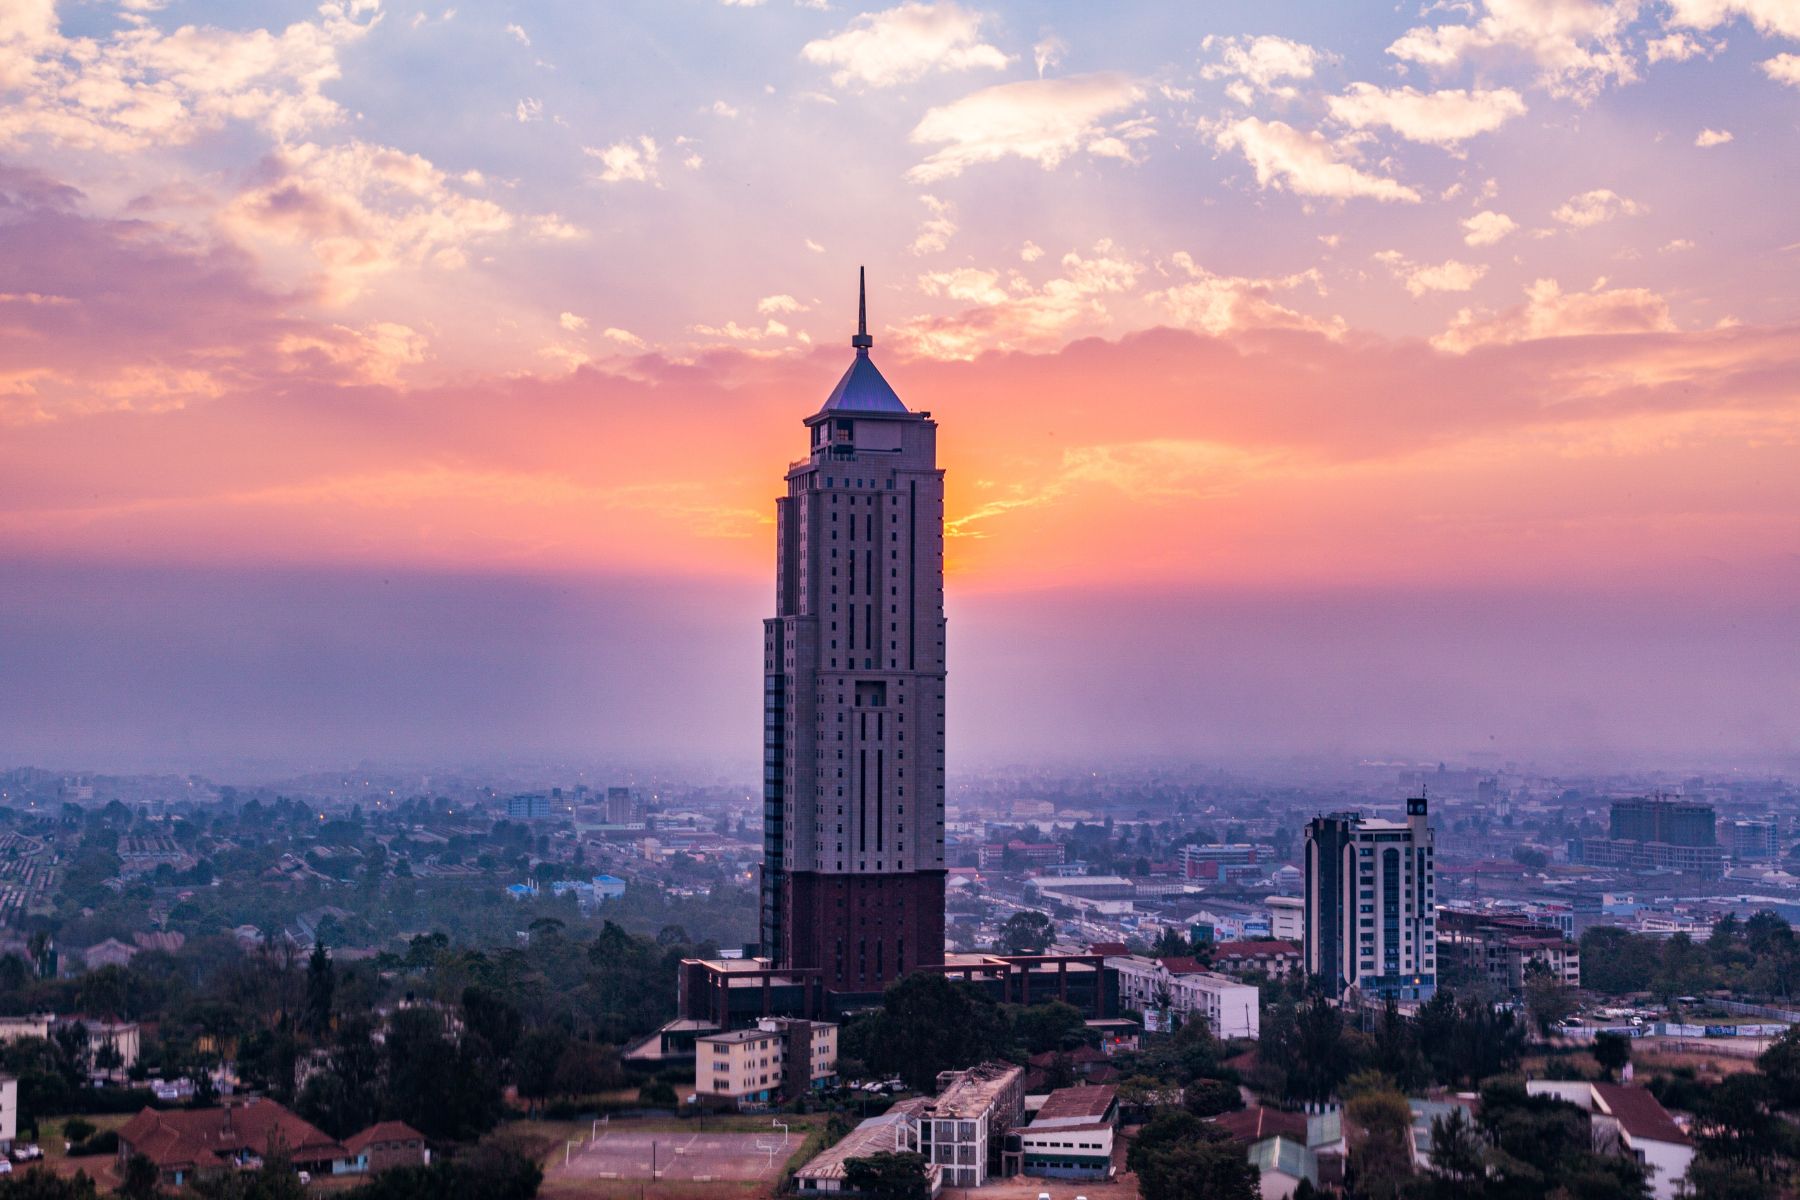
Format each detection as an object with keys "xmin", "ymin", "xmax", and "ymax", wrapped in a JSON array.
[{"xmin": 783, "ymin": 870, "xmax": 944, "ymax": 993}]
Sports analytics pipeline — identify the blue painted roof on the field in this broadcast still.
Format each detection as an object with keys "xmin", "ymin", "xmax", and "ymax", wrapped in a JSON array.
[{"xmin": 819, "ymin": 351, "xmax": 908, "ymax": 415}]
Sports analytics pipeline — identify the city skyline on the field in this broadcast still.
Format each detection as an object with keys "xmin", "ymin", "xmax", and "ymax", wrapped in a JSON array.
[{"xmin": 2, "ymin": 1, "xmax": 1798, "ymax": 772}]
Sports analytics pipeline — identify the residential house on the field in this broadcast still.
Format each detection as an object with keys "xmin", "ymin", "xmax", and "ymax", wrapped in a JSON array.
[
  {"xmin": 1525, "ymin": 1081, "xmax": 1693, "ymax": 1200},
  {"xmin": 341, "ymin": 1121, "xmax": 428, "ymax": 1173}
]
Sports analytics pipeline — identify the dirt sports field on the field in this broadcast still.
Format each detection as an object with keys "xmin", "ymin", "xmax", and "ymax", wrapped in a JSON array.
[{"xmin": 547, "ymin": 1127, "xmax": 793, "ymax": 1187}]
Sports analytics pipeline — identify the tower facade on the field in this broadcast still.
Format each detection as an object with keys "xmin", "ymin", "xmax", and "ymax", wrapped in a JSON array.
[
  {"xmin": 760, "ymin": 272, "xmax": 947, "ymax": 995},
  {"xmin": 1303, "ymin": 797, "xmax": 1436, "ymax": 1001}
]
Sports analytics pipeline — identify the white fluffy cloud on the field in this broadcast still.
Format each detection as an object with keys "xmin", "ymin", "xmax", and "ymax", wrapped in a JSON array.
[
  {"xmin": 801, "ymin": 2, "xmax": 1008, "ymax": 89},
  {"xmin": 1433, "ymin": 277, "xmax": 1675, "ymax": 352},
  {"xmin": 1666, "ymin": 0, "xmax": 1800, "ymax": 38},
  {"xmin": 1200, "ymin": 34, "xmax": 1327, "ymax": 99},
  {"xmin": 1694, "ymin": 127, "xmax": 1733, "ymax": 147},
  {"xmin": 896, "ymin": 243, "xmax": 1140, "ymax": 359},
  {"xmin": 1463, "ymin": 210, "xmax": 1519, "ymax": 246},
  {"xmin": 1552, "ymin": 188, "xmax": 1647, "ymax": 227},
  {"xmin": 0, "ymin": 0, "xmax": 380, "ymax": 151},
  {"xmin": 910, "ymin": 194, "xmax": 957, "ymax": 255},
  {"xmin": 1375, "ymin": 250, "xmax": 1488, "ymax": 296},
  {"xmin": 1387, "ymin": 0, "xmax": 1641, "ymax": 101},
  {"xmin": 1325, "ymin": 84, "xmax": 1527, "ymax": 147},
  {"xmin": 756, "ymin": 294, "xmax": 808, "ymax": 315},
  {"xmin": 1762, "ymin": 53, "xmax": 1800, "ymax": 87},
  {"xmin": 585, "ymin": 136, "xmax": 660, "ymax": 184},
  {"xmin": 219, "ymin": 139, "xmax": 513, "ymax": 305},
  {"xmin": 907, "ymin": 73, "xmax": 1149, "ymax": 183},
  {"xmin": 1213, "ymin": 117, "xmax": 1422, "ymax": 203},
  {"xmin": 1148, "ymin": 252, "xmax": 1344, "ymax": 338},
  {"xmin": 559, "ymin": 311, "xmax": 587, "ymax": 331}
]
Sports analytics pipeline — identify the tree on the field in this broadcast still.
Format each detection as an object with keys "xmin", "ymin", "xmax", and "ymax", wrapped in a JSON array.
[
  {"xmin": 1524, "ymin": 965, "xmax": 1578, "ymax": 1036},
  {"xmin": 1427, "ymin": 1106, "xmax": 1483, "ymax": 1185},
  {"xmin": 1685, "ymin": 1157, "xmax": 1773, "ymax": 1200},
  {"xmin": 119, "ymin": 1154, "xmax": 160, "ymax": 1200},
  {"xmin": 342, "ymin": 1142, "xmax": 541, "ymax": 1200},
  {"xmin": 1592, "ymin": 1032, "xmax": 1631, "ymax": 1081},
  {"xmin": 1151, "ymin": 927, "xmax": 1193, "ymax": 959},
  {"xmin": 1757, "ymin": 1025, "xmax": 1800, "ymax": 1109},
  {"xmin": 302, "ymin": 945, "xmax": 335, "ymax": 1037},
  {"xmin": 1181, "ymin": 1077, "xmax": 1243, "ymax": 1118},
  {"xmin": 840, "ymin": 972, "xmax": 1011, "ymax": 1092},
  {"xmin": 0, "ymin": 1169, "xmax": 101, "ymax": 1199},
  {"xmin": 1579, "ymin": 927, "xmax": 1661, "ymax": 995},
  {"xmin": 1008, "ymin": 1001, "xmax": 1088, "ymax": 1055},
  {"xmin": 384, "ymin": 1007, "xmax": 503, "ymax": 1141},
  {"xmin": 997, "ymin": 910, "xmax": 1053, "ymax": 955},
  {"xmin": 1127, "ymin": 1110, "xmax": 1260, "ymax": 1200},
  {"xmin": 843, "ymin": 1152, "xmax": 931, "ymax": 1200},
  {"xmin": 1347, "ymin": 1085, "xmax": 1415, "ymax": 1200}
]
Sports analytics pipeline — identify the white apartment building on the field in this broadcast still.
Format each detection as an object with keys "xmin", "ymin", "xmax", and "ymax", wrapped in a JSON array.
[
  {"xmin": 1105, "ymin": 956, "xmax": 1260, "ymax": 1039},
  {"xmin": 695, "ymin": 1018, "xmax": 837, "ymax": 1109},
  {"xmin": 1304, "ymin": 797, "xmax": 1437, "ymax": 1002}
]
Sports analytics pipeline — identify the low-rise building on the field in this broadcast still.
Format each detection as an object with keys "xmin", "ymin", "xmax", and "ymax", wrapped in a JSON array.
[
  {"xmin": 918, "ymin": 1061, "xmax": 1025, "ymax": 1189},
  {"xmin": 1437, "ymin": 911, "xmax": 1581, "ymax": 992},
  {"xmin": 1526, "ymin": 1081, "xmax": 1693, "ymax": 1200},
  {"xmin": 118, "ymin": 1100, "xmax": 345, "ymax": 1189},
  {"xmin": 1106, "ymin": 955, "xmax": 1260, "ymax": 1038},
  {"xmin": 0, "ymin": 1015, "xmax": 50, "ymax": 1044},
  {"xmin": 1011, "ymin": 1085, "xmax": 1117, "ymax": 1180},
  {"xmin": 341, "ymin": 1121, "xmax": 428, "ymax": 1173},
  {"xmin": 695, "ymin": 1017, "xmax": 837, "ymax": 1109},
  {"xmin": 793, "ymin": 1098, "xmax": 934, "ymax": 1196},
  {"xmin": 1210, "ymin": 941, "xmax": 1303, "ymax": 979},
  {"xmin": 1215, "ymin": 1107, "xmax": 1345, "ymax": 1200}
]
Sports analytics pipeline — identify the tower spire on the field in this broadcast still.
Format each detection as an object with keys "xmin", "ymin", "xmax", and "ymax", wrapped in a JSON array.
[{"xmin": 852, "ymin": 266, "xmax": 873, "ymax": 354}]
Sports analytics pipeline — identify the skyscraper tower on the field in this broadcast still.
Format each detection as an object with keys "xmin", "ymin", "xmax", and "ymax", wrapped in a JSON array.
[
  {"xmin": 760, "ymin": 270, "xmax": 947, "ymax": 995},
  {"xmin": 1303, "ymin": 796, "xmax": 1437, "ymax": 1002}
]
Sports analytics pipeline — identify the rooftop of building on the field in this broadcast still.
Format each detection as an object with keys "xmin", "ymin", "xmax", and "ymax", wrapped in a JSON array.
[
  {"xmin": 925, "ymin": 1061, "xmax": 1023, "ymax": 1119},
  {"xmin": 816, "ymin": 270, "xmax": 909, "ymax": 418},
  {"xmin": 795, "ymin": 1100, "xmax": 930, "ymax": 1181},
  {"xmin": 1212, "ymin": 940, "xmax": 1301, "ymax": 957},
  {"xmin": 698, "ymin": 1027, "xmax": 780, "ymax": 1045},
  {"xmin": 343, "ymin": 1121, "xmax": 424, "ymax": 1154},
  {"xmin": 1593, "ymin": 1083, "xmax": 1690, "ymax": 1146},
  {"xmin": 1214, "ymin": 1106, "xmax": 1309, "ymax": 1145},
  {"xmin": 1033, "ymin": 1085, "xmax": 1117, "ymax": 1124},
  {"xmin": 120, "ymin": 1100, "xmax": 345, "ymax": 1170}
]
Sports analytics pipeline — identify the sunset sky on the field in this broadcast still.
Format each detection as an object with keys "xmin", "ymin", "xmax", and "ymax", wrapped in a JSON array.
[{"xmin": 2, "ymin": 0, "xmax": 1797, "ymax": 774}]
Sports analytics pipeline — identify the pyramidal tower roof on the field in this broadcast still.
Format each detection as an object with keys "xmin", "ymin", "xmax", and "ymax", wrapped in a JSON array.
[{"xmin": 817, "ymin": 267, "xmax": 908, "ymax": 416}]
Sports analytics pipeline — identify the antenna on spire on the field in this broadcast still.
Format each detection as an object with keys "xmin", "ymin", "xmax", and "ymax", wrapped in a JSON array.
[{"xmin": 852, "ymin": 266, "xmax": 873, "ymax": 353}]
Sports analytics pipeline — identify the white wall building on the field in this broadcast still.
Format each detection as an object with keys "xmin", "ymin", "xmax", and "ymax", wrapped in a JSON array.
[
  {"xmin": 1525, "ymin": 1081, "xmax": 1693, "ymax": 1200},
  {"xmin": 919, "ymin": 1062, "xmax": 1024, "ymax": 1190},
  {"xmin": 1304, "ymin": 798, "xmax": 1437, "ymax": 1002},
  {"xmin": 1105, "ymin": 956, "xmax": 1260, "ymax": 1039},
  {"xmin": 1266, "ymin": 896, "xmax": 1304, "ymax": 942}
]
